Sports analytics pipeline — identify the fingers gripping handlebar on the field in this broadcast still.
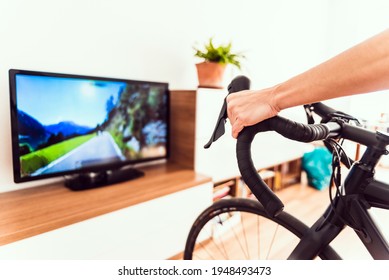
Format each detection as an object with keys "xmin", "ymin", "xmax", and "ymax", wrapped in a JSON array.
[{"xmin": 205, "ymin": 76, "xmax": 340, "ymax": 217}]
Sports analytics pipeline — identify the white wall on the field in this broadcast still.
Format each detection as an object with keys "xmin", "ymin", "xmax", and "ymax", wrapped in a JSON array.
[
  {"xmin": 0, "ymin": 0, "xmax": 387, "ymax": 192},
  {"xmin": 324, "ymin": 0, "xmax": 389, "ymax": 118}
]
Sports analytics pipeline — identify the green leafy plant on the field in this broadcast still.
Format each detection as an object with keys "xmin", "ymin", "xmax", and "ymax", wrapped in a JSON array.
[{"xmin": 194, "ymin": 38, "xmax": 245, "ymax": 70}]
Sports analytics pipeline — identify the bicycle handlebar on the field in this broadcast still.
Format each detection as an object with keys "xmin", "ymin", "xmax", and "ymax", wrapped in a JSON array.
[
  {"xmin": 236, "ymin": 115, "xmax": 342, "ymax": 217},
  {"xmin": 205, "ymin": 75, "xmax": 384, "ymax": 218},
  {"xmin": 221, "ymin": 76, "xmax": 342, "ymax": 216}
]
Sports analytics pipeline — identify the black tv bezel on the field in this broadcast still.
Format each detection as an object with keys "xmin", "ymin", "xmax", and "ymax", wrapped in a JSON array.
[{"xmin": 9, "ymin": 68, "xmax": 170, "ymax": 184}]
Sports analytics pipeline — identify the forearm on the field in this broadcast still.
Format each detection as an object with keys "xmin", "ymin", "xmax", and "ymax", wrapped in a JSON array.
[
  {"xmin": 227, "ymin": 29, "xmax": 389, "ymax": 138},
  {"xmin": 274, "ymin": 29, "xmax": 389, "ymax": 111}
]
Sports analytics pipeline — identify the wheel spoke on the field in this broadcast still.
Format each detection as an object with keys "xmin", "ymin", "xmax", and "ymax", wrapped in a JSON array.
[
  {"xmin": 183, "ymin": 198, "xmax": 325, "ymax": 260},
  {"xmin": 266, "ymin": 224, "xmax": 279, "ymax": 260}
]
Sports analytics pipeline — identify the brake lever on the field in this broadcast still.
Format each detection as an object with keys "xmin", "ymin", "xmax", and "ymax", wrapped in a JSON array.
[{"xmin": 204, "ymin": 75, "xmax": 251, "ymax": 149}]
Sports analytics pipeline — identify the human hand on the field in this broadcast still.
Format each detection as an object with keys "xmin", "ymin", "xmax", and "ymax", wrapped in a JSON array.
[{"xmin": 226, "ymin": 87, "xmax": 280, "ymax": 138}]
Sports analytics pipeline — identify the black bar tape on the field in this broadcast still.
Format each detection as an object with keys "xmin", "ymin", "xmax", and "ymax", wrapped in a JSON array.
[
  {"xmin": 236, "ymin": 138, "xmax": 284, "ymax": 217},
  {"xmin": 269, "ymin": 116, "xmax": 330, "ymax": 142},
  {"xmin": 236, "ymin": 116, "xmax": 331, "ymax": 217}
]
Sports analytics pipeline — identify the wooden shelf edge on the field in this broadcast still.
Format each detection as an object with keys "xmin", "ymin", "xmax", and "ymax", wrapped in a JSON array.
[{"xmin": 0, "ymin": 162, "xmax": 211, "ymax": 246}]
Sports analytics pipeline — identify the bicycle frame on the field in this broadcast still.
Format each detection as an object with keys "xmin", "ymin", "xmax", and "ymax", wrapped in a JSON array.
[
  {"xmin": 288, "ymin": 125, "xmax": 389, "ymax": 260},
  {"xmin": 203, "ymin": 76, "xmax": 389, "ymax": 259}
]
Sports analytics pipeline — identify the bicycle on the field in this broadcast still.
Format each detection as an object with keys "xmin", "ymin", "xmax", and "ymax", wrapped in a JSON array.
[{"xmin": 183, "ymin": 76, "xmax": 389, "ymax": 260}]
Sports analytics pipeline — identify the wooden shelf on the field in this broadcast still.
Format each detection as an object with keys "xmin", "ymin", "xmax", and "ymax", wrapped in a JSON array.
[
  {"xmin": 0, "ymin": 162, "xmax": 211, "ymax": 246},
  {"xmin": 213, "ymin": 157, "xmax": 302, "ymax": 199}
]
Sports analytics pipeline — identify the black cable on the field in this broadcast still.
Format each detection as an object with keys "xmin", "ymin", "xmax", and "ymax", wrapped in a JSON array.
[{"xmin": 324, "ymin": 138, "xmax": 363, "ymax": 233}]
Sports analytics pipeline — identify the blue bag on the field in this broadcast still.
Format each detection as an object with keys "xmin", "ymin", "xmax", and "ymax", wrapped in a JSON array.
[{"xmin": 302, "ymin": 146, "xmax": 332, "ymax": 190}]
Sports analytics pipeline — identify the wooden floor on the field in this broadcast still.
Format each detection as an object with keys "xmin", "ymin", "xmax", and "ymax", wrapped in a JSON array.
[{"xmin": 173, "ymin": 181, "xmax": 389, "ymax": 260}]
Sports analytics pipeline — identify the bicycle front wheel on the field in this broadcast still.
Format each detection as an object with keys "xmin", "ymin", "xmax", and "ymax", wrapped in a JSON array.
[{"xmin": 184, "ymin": 198, "xmax": 336, "ymax": 260}]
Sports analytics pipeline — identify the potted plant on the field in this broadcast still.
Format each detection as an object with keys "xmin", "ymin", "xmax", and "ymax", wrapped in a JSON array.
[{"xmin": 194, "ymin": 38, "xmax": 244, "ymax": 89}]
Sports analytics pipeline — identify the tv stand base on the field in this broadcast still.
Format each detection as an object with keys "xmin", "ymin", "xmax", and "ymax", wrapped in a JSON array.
[{"xmin": 64, "ymin": 167, "xmax": 144, "ymax": 191}]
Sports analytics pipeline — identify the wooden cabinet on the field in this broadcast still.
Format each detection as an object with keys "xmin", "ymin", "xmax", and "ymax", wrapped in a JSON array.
[{"xmin": 0, "ymin": 164, "xmax": 213, "ymax": 259}]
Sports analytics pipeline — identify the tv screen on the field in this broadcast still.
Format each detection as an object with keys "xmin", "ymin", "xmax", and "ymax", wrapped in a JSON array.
[{"xmin": 9, "ymin": 69, "xmax": 169, "ymax": 189}]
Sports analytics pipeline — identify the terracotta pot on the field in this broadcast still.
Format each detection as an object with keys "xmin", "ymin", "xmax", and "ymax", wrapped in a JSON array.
[{"xmin": 195, "ymin": 62, "xmax": 226, "ymax": 89}]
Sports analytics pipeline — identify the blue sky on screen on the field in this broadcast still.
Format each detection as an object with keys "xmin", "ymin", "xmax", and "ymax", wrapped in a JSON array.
[{"xmin": 16, "ymin": 75, "xmax": 125, "ymax": 127}]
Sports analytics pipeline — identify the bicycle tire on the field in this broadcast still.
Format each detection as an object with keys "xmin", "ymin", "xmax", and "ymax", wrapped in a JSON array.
[{"xmin": 184, "ymin": 198, "xmax": 340, "ymax": 260}]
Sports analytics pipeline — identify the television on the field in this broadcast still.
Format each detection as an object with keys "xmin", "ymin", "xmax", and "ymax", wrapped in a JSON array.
[{"xmin": 9, "ymin": 69, "xmax": 169, "ymax": 190}]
